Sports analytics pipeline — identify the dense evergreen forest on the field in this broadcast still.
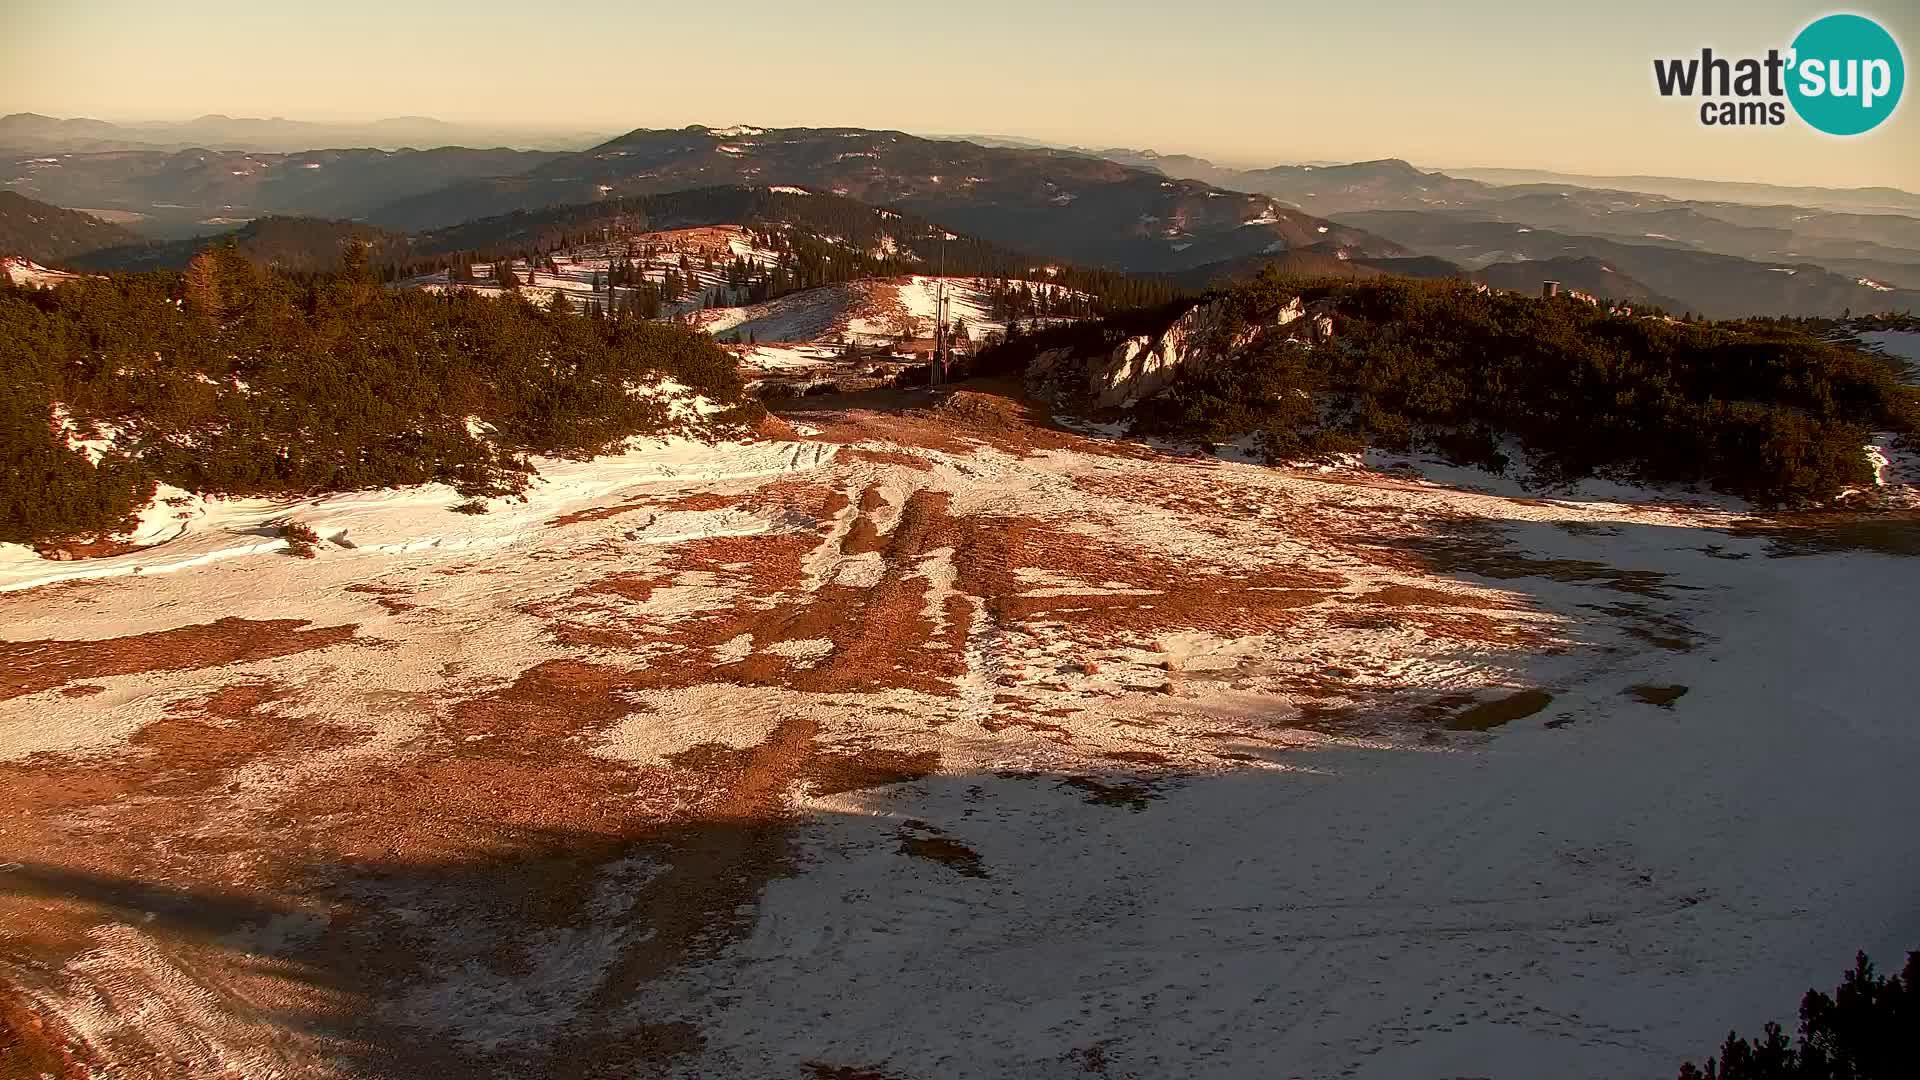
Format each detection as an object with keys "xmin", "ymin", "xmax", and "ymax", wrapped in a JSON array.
[
  {"xmin": 983, "ymin": 272, "xmax": 1920, "ymax": 504},
  {"xmin": 72, "ymin": 216, "xmax": 413, "ymax": 274},
  {"xmin": 0, "ymin": 192, "xmax": 142, "ymax": 265},
  {"xmin": 2, "ymin": 245, "xmax": 754, "ymax": 546}
]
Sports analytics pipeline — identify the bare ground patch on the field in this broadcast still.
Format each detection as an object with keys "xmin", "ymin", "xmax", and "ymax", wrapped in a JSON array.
[
  {"xmin": 1627, "ymin": 684, "xmax": 1689, "ymax": 709},
  {"xmin": 897, "ymin": 825, "xmax": 988, "ymax": 878},
  {"xmin": 0, "ymin": 618, "xmax": 362, "ymax": 701},
  {"xmin": 1445, "ymin": 689, "xmax": 1556, "ymax": 731},
  {"xmin": 1730, "ymin": 511, "xmax": 1920, "ymax": 557}
]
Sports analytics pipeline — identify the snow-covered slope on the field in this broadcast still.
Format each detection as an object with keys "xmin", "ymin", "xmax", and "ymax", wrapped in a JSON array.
[
  {"xmin": 4, "ymin": 386, "xmax": 1917, "ymax": 1079},
  {"xmin": 1858, "ymin": 328, "xmax": 1920, "ymax": 372},
  {"xmin": 1, "ymin": 254, "xmax": 84, "ymax": 287},
  {"xmin": 696, "ymin": 274, "xmax": 1080, "ymax": 345},
  {"xmin": 413, "ymin": 224, "xmax": 1085, "ymax": 389},
  {"xmin": 1854, "ymin": 329, "xmax": 1920, "ymax": 507},
  {"xmin": 407, "ymin": 224, "xmax": 777, "ymax": 316},
  {"xmin": 0, "ymin": 434, "xmax": 834, "ymax": 593}
]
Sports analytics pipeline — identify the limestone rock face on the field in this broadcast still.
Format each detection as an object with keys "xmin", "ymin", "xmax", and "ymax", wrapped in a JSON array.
[
  {"xmin": 1088, "ymin": 333, "xmax": 1169, "ymax": 410},
  {"xmin": 1274, "ymin": 296, "xmax": 1305, "ymax": 329},
  {"xmin": 1027, "ymin": 295, "xmax": 1329, "ymax": 411}
]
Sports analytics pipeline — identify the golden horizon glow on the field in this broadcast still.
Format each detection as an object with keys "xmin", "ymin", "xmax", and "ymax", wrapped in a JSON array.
[{"xmin": 1, "ymin": 0, "xmax": 1914, "ymax": 190}]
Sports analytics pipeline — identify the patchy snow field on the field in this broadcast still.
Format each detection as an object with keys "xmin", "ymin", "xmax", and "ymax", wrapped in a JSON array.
[
  {"xmin": 694, "ymin": 275, "xmax": 1041, "ymax": 348},
  {"xmin": 703, "ymin": 276, "xmax": 1086, "ymax": 391},
  {"xmin": 1, "ymin": 255, "xmax": 83, "ymax": 288},
  {"xmin": 2, "ymin": 386, "xmax": 1917, "ymax": 1079},
  {"xmin": 1854, "ymin": 329, "xmax": 1920, "ymax": 508},
  {"xmin": 408, "ymin": 224, "xmax": 1080, "ymax": 390},
  {"xmin": 1857, "ymin": 328, "xmax": 1920, "ymax": 372},
  {"xmin": 408, "ymin": 224, "xmax": 783, "ymax": 318}
]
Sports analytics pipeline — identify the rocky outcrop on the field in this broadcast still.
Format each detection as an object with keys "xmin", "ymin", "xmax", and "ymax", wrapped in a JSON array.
[{"xmin": 1027, "ymin": 295, "xmax": 1330, "ymax": 411}]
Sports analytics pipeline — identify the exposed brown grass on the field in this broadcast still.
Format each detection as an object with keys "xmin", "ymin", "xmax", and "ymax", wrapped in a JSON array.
[
  {"xmin": 1627, "ymin": 684, "xmax": 1689, "ymax": 709},
  {"xmin": 805, "ymin": 748, "xmax": 940, "ymax": 796},
  {"xmin": 0, "ymin": 986, "xmax": 91, "ymax": 1080},
  {"xmin": 898, "ymin": 832, "xmax": 987, "ymax": 878},
  {"xmin": 344, "ymin": 583, "xmax": 416, "ymax": 614},
  {"xmin": 1445, "ymin": 689, "xmax": 1555, "ymax": 731},
  {"xmin": 1351, "ymin": 584, "xmax": 1511, "ymax": 610},
  {"xmin": 836, "ymin": 448, "xmax": 934, "ymax": 471},
  {"xmin": 546, "ymin": 490, "xmax": 741, "ymax": 528},
  {"xmin": 1730, "ymin": 511, "xmax": 1920, "ymax": 557},
  {"xmin": 29, "ymin": 537, "xmax": 145, "ymax": 561},
  {"xmin": 0, "ymin": 618, "xmax": 360, "ymax": 701}
]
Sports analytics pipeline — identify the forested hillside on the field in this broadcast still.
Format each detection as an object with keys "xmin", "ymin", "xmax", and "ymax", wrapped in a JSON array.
[
  {"xmin": 987, "ymin": 272, "xmax": 1919, "ymax": 504},
  {"xmin": 407, "ymin": 186, "xmax": 1185, "ymax": 314},
  {"xmin": 72, "ymin": 215, "xmax": 412, "ymax": 273},
  {"xmin": 2, "ymin": 246, "xmax": 755, "ymax": 545},
  {"xmin": 0, "ymin": 191, "xmax": 139, "ymax": 263},
  {"xmin": 365, "ymin": 126, "xmax": 1401, "ymax": 272},
  {"xmin": 3, "ymin": 145, "xmax": 563, "ymax": 235},
  {"xmin": 1333, "ymin": 210, "xmax": 1920, "ymax": 319},
  {"xmin": 65, "ymin": 188, "xmax": 1187, "ymax": 316}
]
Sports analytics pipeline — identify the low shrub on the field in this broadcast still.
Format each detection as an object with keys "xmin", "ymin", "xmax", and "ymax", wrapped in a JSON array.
[{"xmin": 276, "ymin": 520, "xmax": 320, "ymax": 558}]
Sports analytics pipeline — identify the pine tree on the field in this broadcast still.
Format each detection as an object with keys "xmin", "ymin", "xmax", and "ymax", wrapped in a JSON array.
[{"xmin": 183, "ymin": 251, "xmax": 222, "ymax": 322}]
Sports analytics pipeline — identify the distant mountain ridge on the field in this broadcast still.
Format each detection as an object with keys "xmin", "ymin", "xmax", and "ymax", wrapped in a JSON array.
[
  {"xmin": 0, "ymin": 111, "xmax": 608, "ymax": 154},
  {"xmin": 7, "ymin": 118, "xmax": 1915, "ymax": 318},
  {"xmin": 1016, "ymin": 138, "xmax": 1920, "ymax": 216},
  {"xmin": 56, "ymin": 186, "xmax": 1173, "ymax": 310},
  {"xmin": 3, "ymin": 145, "xmax": 565, "ymax": 237},
  {"xmin": 1439, "ymin": 167, "xmax": 1920, "ymax": 215},
  {"xmin": 364, "ymin": 125, "xmax": 1404, "ymax": 274},
  {"xmin": 1159, "ymin": 246, "xmax": 1684, "ymax": 312},
  {"xmin": 1331, "ymin": 210, "xmax": 1920, "ymax": 319},
  {"xmin": 1077, "ymin": 144, "xmax": 1920, "ymax": 315}
]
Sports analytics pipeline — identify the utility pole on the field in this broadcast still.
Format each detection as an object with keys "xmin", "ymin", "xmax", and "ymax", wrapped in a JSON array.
[
  {"xmin": 604, "ymin": 226, "xmax": 615, "ymax": 318},
  {"xmin": 930, "ymin": 233, "xmax": 949, "ymax": 386}
]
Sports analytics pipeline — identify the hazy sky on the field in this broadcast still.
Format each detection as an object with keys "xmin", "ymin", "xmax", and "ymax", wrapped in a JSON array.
[{"xmin": 3, "ymin": 0, "xmax": 1915, "ymax": 188}]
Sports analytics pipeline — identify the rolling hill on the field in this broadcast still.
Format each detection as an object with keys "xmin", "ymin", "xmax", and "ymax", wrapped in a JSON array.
[
  {"xmin": 1471, "ymin": 256, "xmax": 1686, "ymax": 310},
  {"xmin": 70, "ymin": 215, "xmax": 412, "ymax": 273},
  {"xmin": 0, "ymin": 111, "xmax": 607, "ymax": 154},
  {"xmin": 1154, "ymin": 247, "xmax": 1679, "ymax": 310},
  {"xmin": 3, "ymin": 145, "xmax": 563, "ymax": 236},
  {"xmin": 365, "ymin": 126, "xmax": 1404, "ymax": 273},
  {"xmin": 1440, "ymin": 166, "xmax": 1920, "ymax": 214},
  {"xmin": 1332, "ymin": 210, "xmax": 1920, "ymax": 318},
  {"xmin": 1222, "ymin": 157, "xmax": 1493, "ymax": 214},
  {"xmin": 1094, "ymin": 147, "xmax": 1920, "ymax": 296},
  {"xmin": 0, "ymin": 191, "xmax": 140, "ymax": 263}
]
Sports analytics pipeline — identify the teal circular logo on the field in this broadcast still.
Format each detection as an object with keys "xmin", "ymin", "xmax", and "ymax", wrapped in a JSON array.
[{"xmin": 1787, "ymin": 14, "xmax": 1904, "ymax": 135}]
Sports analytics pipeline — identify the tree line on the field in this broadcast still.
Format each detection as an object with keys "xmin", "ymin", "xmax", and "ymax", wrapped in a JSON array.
[
  {"xmin": 1675, "ymin": 949, "xmax": 1915, "ymax": 1078},
  {"xmin": 979, "ymin": 271, "xmax": 1920, "ymax": 505},
  {"xmin": 2, "ymin": 244, "xmax": 756, "ymax": 546}
]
